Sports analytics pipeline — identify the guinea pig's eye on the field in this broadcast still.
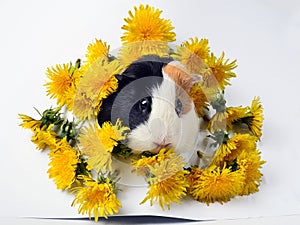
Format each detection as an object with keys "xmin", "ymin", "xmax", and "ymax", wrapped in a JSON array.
[
  {"xmin": 139, "ymin": 97, "xmax": 152, "ymax": 115},
  {"xmin": 175, "ymin": 98, "xmax": 183, "ymax": 116}
]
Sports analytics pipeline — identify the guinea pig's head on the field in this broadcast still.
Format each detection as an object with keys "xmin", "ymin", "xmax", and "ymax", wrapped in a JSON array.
[{"xmin": 97, "ymin": 56, "xmax": 199, "ymax": 155}]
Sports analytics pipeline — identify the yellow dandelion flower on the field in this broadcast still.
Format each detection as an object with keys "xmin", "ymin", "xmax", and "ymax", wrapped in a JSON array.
[
  {"xmin": 31, "ymin": 124, "xmax": 57, "ymax": 151},
  {"xmin": 72, "ymin": 176, "xmax": 122, "ymax": 221},
  {"xmin": 189, "ymin": 165, "xmax": 245, "ymax": 205},
  {"xmin": 85, "ymin": 39, "xmax": 110, "ymax": 65},
  {"xmin": 86, "ymin": 153, "xmax": 112, "ymax": 173},
  {"xmin": 45, "ymin": 63, "xmax": 81, "ymax": 110},
  {"xmin": 173, "ymin": 37, "xmax": 210, "ymax": 74},
  {"xmin": 83, "ymin": 58, "xmax": 122, "ymax": 99},
  {"xmin": 78, "ymin": 124, "xmax": 101, "ymax": 156},
  {"xmin": 73, "ymin": 58, "xmax": 123, "ymax": 120},
  {"xmin": 121, "ymin": 4, "xmax": 175, "ymax": 44},
  {"xmin": 134, "ymin": 148, "xmax": 189, "ymax": 210},
  {"xmin": 212, "ymin": 133, "xmax": 257, "ymax": 166},
  {"xmin": 73, "ymin": 93, "xmax": 95, "ymax": 121},
  {"xmin": 186, "ymin": 167, "xmax": 202, "ymax": 190},
  {"xmin": 211, "ymin": 136, "xmax": 235, "ymax": 166},
  {"xmin": 79, "ymin": 39, "xmax": 110, "ymax": 75},
  {"xmin": 131, "ymin": 148, "xmax": 174, "ymax": 176},
  {"xmin": 203, "ymin": 52, "xmax": 237, "ymax": 90},
  {"xmin": 118, "ymin": 41, "xmax": 170, "ymax": 66},
  {"xmin": 208, "ymin": 111, "xmax": 227, "ymax": 132},
  {"xmin": 226, "ymin": 106, "xmax": 249, "ymax": 130},
  {"xmin": 249, "ymin": 97, "xmax": 263, "ymax": 139},
  {"xmin": 64, "ymin": 84, "xmax": 78, "ymax": 112},
  {"xmin": 78, "ymin": 120, "xmax": 128, "ymax": 172},
  {"xmin": 48, "ymin": 138, "xmax": 79, "ymax": 190},
  {"xmin": 189, "ymin": 83, "xmax": 209, "ymax": 117},
  {"xmin": 96, "ymin": 75, "xmax": 119, "ymax": 110},
  {"xmin": 78, "ymin": 124, "xmax": 112, "ymax": 173},
  {"xmin": 119, "ymin": 4, "xmax": 175, "ymax": 66},
  {"xmin": 118, "ymin": 43, "xmax": 144, "ymax": 66},
  {"xmin": 19, "ymin": 114, "xmax": 41, "ymax": 132},
  {"xmin": 48, "ymin": 137, "xmax": 69, "ymax": 155},
  {"xmin": 224, "ymin": 98, "xmax": 263, "ymax": 139},
  {"xmin": 140, "ymin": 169, "xmax": 189, "ymax": 210},
  {"xmin": 237, "ymin": 149, "xmax": 265, "ymax": 195},
  {"xmin": 98, "ymin": 119, "xmax": 129, "ymax": 152},
  {"xmin": 147, "ymin": 150, "xmax": 186, "ymax": 182},
  {"xmin": 73, "ymin": 73, "xmax": 119, "ymax": 120},
  {"xmin": 225, "ymin": 134, "xmax": 257, "ymax": 162}
]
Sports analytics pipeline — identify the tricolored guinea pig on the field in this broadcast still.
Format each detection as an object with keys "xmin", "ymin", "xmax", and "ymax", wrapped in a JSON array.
[{"xmin": 97, "ymin": 55, "xmax": 200, "ymax": 155}]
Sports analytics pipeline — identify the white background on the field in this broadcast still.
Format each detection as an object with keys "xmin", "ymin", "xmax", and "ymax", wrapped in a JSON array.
[{"xmin": 1, "ymin": 0, "xmax": 300, "ymax": 224}]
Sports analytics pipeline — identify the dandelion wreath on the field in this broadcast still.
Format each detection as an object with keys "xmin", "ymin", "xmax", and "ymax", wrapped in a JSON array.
[{"xmin": 19, "ymin": 4, "xmax": 265, "ymax": 221}]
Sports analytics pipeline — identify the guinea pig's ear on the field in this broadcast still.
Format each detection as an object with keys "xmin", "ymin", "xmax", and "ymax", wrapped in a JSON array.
[
  {"xmin": 162, "ymin": 62, "xmax": 192, "ymax": 93},
  {"xmin": 163, "ymin": 61, "xmax": 203, "ymax": 93}
]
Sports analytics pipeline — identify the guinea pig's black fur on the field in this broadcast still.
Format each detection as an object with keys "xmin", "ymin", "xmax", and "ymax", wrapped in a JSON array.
[{"xmin": 97, "ymin": 55, "xmax": 173, "ymax": 130}]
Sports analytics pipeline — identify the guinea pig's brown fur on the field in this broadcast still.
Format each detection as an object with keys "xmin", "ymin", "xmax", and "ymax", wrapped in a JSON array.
[{"xmin": 162, "ymin": 63, "xmax": 194, "ymax": 115}]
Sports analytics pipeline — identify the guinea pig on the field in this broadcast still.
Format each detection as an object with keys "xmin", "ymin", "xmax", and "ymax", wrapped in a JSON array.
[{"xmin": 97, "ymin": 55, "xmax": 200, "ymax": 156}]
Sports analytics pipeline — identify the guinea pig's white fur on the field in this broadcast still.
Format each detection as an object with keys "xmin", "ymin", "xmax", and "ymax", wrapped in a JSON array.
[{"xmin": 126, "ymin": 66, "xmax": 200, "ymax": 155}]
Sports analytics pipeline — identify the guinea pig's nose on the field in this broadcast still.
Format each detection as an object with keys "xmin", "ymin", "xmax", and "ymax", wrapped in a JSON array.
[{"xmin": 154, "ymin": 140, "xmax": 171, "ymax": 149}]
